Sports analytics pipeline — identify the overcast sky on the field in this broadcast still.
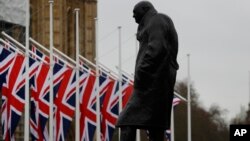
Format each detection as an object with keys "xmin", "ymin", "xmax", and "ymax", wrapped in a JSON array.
[{"xmin": 98, "ymin": 0, "xmax": 250, "ymax": 121}]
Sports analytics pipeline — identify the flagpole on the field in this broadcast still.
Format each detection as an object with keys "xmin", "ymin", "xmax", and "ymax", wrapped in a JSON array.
[
  {"xmin": 187, "ymin": 54, "xmax": 191, "ymax": 141},
  {"xmin": 24, "ymin": 0, "xmax": 30, "ymax": 140},
  {"xmin": 75, "ymin": 8, "xmax": 80, "ymax": 141},
  {"xmin": 118, "ymin": 26, "xmax": 122, "ymax": 112},
  {"xmin": 95, "ymin": 0, "xmax": 101, "ymax": 139},
  {"xmin": 95, "ymin": 17, "xmax": 101, "ymax": 141},
  {"xmin": 117, "ymin": 26, "xmax": 122, "ymax": 141},
  {"xmin": 49, "ymin": 1, "xmax": 54, "ymax": 141},
  {"xmin": 171, "ymin": 106, "xmax": 174, "ymax": 141}
]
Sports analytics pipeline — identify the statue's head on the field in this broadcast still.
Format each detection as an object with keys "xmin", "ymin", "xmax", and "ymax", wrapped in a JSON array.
[{"xmin": 133, "ymin": 1, "xmax": 155, "ymax": 24}]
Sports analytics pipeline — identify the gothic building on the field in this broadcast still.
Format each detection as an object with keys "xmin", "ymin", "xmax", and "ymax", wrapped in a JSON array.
[{"xmin": 30, "ymin": 0, "xmax": 97, "ymax": 61}]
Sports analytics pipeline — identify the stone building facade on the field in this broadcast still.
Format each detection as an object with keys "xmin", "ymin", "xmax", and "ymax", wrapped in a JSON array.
[{"xmin": 30, "ymin": 0, "xmax": 97, "ymax": 62}]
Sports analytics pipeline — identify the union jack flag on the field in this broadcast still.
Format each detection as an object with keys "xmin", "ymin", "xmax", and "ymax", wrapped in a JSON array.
[
  {"xmin": 53, "ymin": 66, "xmax": 76, "ymax": 141},
  {"xmin": 30, "ymin": 45, "xmax": 89, "ymax": 141},
  {"xmin": 30, "ymin": 46, "xmax": 63, "ymax": 140},
  {"xmin": 79, "ymin": 67, "xmax": 113, "ymax": 141},
  {"xmin": 0, "ymin": 45, "xmax": 15, "ymax": 89},
  {"xmin": 100, "ymin": 77, "xmax": 119, "ymax": 141},
  {"xmin": 121, "ymin": 75, "xmax": 133, "ymax": 108},
  {"xmin": 29, "ymin": 59, "xmax": 50, "ymax": 141},
  {"xmin": 30, "ymin": 46, "xmax": 68, "ymax": 141},
  {"xmin": 100, "ymin": 73, "xmax": 134, "ymax": 141},
  {"xmin": 98, "ymin": 70, "xmax": 116, "ymax": 111},
  {"xmin": 80, "ymin": 69, "xmax": 97, "ymax": 141},
  {"xmin": 1, "ymin": 50, "xmax": 39, "ymax": 141},
  {"xmin": 164, "ymin": 96, "xmax": 181, "ymax": 141},
  {"xmin": 53, "ymin": 58, "xmax": 90, "ymax": 141}
]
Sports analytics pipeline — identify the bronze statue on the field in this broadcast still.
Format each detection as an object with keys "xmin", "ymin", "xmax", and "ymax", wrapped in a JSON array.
[{"xmin": 116, "ymin": 1, "xmax": 179, "ymax": 141}]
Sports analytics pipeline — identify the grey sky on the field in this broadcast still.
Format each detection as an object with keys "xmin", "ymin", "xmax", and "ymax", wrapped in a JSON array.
[{"xmin": 98, "ymin": 0, "xmax": 250, "ymax": 120}]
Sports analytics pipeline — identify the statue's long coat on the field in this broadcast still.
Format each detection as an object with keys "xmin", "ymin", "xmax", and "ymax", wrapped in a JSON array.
[{"xmin": 116, "ymin": 9, "xmax": 179, "ymax": 130}]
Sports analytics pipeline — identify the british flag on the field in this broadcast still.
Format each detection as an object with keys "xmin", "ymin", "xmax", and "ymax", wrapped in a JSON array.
[
  {"xmin": 100, "ymin": 76, "xmax": 119, "ymax": 141},
  {"xmin": 53, "ymin": 58, "xmax": 91, "ymax": 141},
  {"xmin": 30, "ymin": 45, "xmax": 89, "ymax": 141},
  {"xmin": 79, "ymin": 67, "xmax": 113, "ymax": 141},
  {"xmin": 1, "ymin": 49, "xmax": 39, "ymax": 141},
  {"xmin": 100, "ymin": 73, "xmax": 134, "ymax": 141},
  {"xmin": 79, "ymin": 69, "xmax": 97, "ymax": 141},
  {"xmin": 30, "ymin": 46, "xmax": 68, "ymax": 141},
  {"xmin": 29, "ymin": 59, "xmax": 50, "ymax": 141},
  {"xmin": 121, "ymin": 75, "xmax": 133, "ymax": 108},
  {"xmin": 0, "ymin": 45, "xmax": 15, "ymax": 89},
  {"xmin": 164, "ymin": 96, "xmax": 181, "ymax": 141},
  {"xmin": 53, "ymin": 66, "xmax": 76, "ymax": 141}
]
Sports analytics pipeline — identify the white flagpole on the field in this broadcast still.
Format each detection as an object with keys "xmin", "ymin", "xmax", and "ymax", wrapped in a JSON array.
[
  {"xmin": 95, "ymin": 0, "xmax": 101, "ymax": 139},
  {"xmin": 171, "ymin": 106, "xmax": 174, "ymax": 141},
  {"xmin": 118, "ymin": 26, "xmax": 122, "ymax": 141},
  {"xmin": 118, "ymin": 26, "xmax": 122, "ymax": 111},
  {"xmin": 75, "ymin": 8, "xmax": 80, "ymax": 141},
  {"xmin": 49, "ymin": 1, "xmax": 54, "ymax": 141},
  {"xmin": 95, "ymin": 17, "xmax": 101, "ymax": 141},
  {"xmin": 187, "ymin": 54, "xmax": 191, "ymax": 141},
  {"xmin": 24, "ymin": 0, "xmax": 30, "ymax": 140}
]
